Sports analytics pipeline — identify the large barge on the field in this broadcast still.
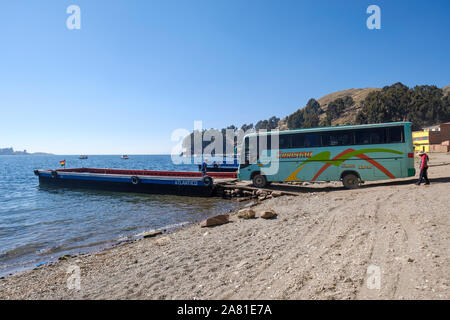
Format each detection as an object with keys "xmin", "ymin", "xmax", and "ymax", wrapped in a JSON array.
[{"xmin": 34, "ymin": 168, "xmax": 237, "ymax": 197}]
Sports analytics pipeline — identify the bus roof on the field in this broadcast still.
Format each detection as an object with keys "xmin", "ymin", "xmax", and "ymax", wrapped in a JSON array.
[{"xmin": 246, "ymin": 122, "xmax": 412, "ymax": 137}]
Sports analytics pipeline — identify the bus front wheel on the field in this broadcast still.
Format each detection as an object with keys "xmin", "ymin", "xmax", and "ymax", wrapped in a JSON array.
[
  {"xmin": 252, "ymin": 174, "xmax": 267, "ymax": 188},
  {"xmin": 342, "ymin": 173, "xmax": 360, "ymax": 189}
]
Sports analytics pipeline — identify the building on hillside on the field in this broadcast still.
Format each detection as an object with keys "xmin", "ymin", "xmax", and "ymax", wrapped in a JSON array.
[
  {"xmin": 423, "ymin": 124, "xmax": 441, "ymax": 132},
  {"xmin": 412, "ymin": 122, "xmax": 450, "ymax": 152}
]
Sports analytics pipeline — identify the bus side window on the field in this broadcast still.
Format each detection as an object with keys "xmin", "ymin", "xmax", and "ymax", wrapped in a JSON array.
[
  {"xmin": 259, "ymin": 135, "xmax": 271, "ymax": 151},
  {"xmin": 305, "ymin": 134, "xmax": 319, "ymax": 147},
  {"xmin": 372, "ymin": 128, "xmax": 387, "ymax": 144},
  {"xmin": 342, "ymin": 132, "xmax": 353, "ymax": 145},
  {"xmin": 279, "ymin": 135, "xmax": 292, "ymax": 149},
  {"xmin": 322, "ymin": 131, "xmax": 353, "ymax": 147},
  {"xmin": 323, "ymin": 134, "xmax": 338, "ymax": 146},
  {"xmin": 355, "ymin": 128, "xmax": 386, "ymax": 145},
  {"xmin": 370, "ymin": 131, "xmax": 382, "ymax": 144},
  {"xmin": 389, "ymin": 126, "xmax": 404, "ymax": 143},
  {"xmin": 355, "ymin": 130, "xmax": 370, "ymax": 144},
  {"xmin": 292, "ymin": 134, "xmax": 305, "ymax": 148}
]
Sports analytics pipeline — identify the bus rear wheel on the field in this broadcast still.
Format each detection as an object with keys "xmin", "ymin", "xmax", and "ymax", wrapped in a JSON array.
[
  {"xmin": 342, "ymin": 173, "xmax": 360, "ymax": 189},
  {"xmin": 252, "ymin": 174, "xmax": 267, "ymax": 188}
]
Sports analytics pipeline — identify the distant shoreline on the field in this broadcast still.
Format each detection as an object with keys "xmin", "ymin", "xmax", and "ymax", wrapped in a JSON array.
[
  {"xmin": 0, "ymin": 153, "xmax": 54, "ymax": 156},
  {"xmin": 0, "ymin": 148, "xmax": 53, "ymax": 156}
]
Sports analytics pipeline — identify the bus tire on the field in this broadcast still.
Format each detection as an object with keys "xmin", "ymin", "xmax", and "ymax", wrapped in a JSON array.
[
  {"xmin": 252, "ymin": 174, "xmax": 267, "ymax": 188},
  {"xmin": 342, "ymin": 173, "xmax": 360, "ymax": 189},
  {"xmin": 202, "ymin": 175, "xmax": 213, "ymax": 187}
]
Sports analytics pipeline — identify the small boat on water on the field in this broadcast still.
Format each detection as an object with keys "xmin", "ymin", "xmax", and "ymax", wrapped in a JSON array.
[
  {"xmin": 34, "ymin": 168, "xmax": 236, "ymax": 197},
  {"xmin": 121, "ymin": 155, "xmax": 129, "ymax": 159},
  {"xmin": 79, "ymin": 155, "xmax": 88, "ymax": 159}
]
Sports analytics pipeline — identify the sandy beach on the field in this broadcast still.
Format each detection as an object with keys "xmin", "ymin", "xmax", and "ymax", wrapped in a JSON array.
[{"xmin": 1, "ymin": 154, "xmax": 449, "ymax": 300}]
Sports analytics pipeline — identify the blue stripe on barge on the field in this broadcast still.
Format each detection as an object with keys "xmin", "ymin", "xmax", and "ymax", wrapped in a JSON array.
[{"xmin": 34, "ymin": 168, "xmax": 237, "ymax": 197}]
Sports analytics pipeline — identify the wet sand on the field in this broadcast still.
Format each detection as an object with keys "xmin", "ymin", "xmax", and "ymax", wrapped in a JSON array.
[{"xmin": 1, "ymin": 153, "xmax": 449, "ymax": 300}]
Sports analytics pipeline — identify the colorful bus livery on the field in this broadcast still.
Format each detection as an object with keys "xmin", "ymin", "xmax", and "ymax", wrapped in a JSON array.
[{"xmin": 238, "ymin": 122, "xmax": 415, "ymax": 189}]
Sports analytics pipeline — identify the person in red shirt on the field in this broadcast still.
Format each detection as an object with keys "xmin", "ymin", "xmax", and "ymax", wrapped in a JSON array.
[{"xmin": 416, "ymin": 151, "xmax": 430, "ymax": 185}]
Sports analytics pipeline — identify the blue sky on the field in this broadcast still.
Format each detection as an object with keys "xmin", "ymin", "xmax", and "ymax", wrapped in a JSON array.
[{"xmin": 0, "ymin": 0, "xmax": 449, "ymax": 154}]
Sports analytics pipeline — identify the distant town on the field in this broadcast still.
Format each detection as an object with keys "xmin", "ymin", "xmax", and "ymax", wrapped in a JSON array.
[{"xmin": 0, "ymin": 147, "xmax": 52, "ymax": 156}]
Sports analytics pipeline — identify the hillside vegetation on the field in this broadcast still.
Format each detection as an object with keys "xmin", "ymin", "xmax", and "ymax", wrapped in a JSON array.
[{"xmin": 281, "ymin": 82, "xmax": 450, "ymax": 131}]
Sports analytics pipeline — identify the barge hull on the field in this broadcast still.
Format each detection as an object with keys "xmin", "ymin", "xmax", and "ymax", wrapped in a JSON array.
[
  {"xmin": 38, "ymin": 176, "xmax": 214, "ymax": 196},
  {"xmin": 36, "ymin": 170, "xmax": 217, "ymax": 197}
]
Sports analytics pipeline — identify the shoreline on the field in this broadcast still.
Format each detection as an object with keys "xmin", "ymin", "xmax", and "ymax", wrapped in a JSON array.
[
  {"xmin": 0, "ymin": 202, "xmax": 241, "ymax": 279},
  {"xmin": 0, "ymin": 220, "xmax": 194, "ymax": 279},
  {"xmin": 1, "ymin": 154, "xmax": 449, "ymax": 299}
]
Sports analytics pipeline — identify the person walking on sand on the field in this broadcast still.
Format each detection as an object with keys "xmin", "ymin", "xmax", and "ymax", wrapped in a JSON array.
[
  {"xmin": 201, "ymin": 158, "xmax": 208, "ymax": 176},
  {"xmin": 416, "ymin": 151, "xmax": 430, "ymax": 185}
]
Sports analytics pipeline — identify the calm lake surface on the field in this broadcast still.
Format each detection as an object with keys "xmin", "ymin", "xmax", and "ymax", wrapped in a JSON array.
[{"xmin": 0, "ymin": 155, "xmax": 238, "ymax": 277}]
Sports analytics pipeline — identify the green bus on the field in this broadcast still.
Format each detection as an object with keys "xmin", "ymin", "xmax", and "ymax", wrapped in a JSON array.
[{"xmin": 238, "ymin": 122, "xmax": 416, "ymax": 189}]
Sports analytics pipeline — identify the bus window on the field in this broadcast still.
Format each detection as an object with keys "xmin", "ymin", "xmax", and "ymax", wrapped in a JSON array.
[
  {"xmin": 305, "ymin": 134, "xmax": 319, "ymax": 147},
  {"xmin": 376, "ymin": 128, "xmax": 387, "ymax": 144},
  {"xmin": 322, "ymin": 131, "xmax": 353, "ymax": 146},
  {"xmin": 355, "ymin": 130, "xmax": 370, "ymax": 144},
  {"xmin": 279, "ymin": 134, "xmax": 292, "ymax": 149},
  {"xmin": 388, "ymin": 126, "xmax": 404, "ymax": 143},
  {"xmin": 259, "ymin": 135, "xmax": 271, "ymax": 152},
  {"xmin": 370, "ymin": 130, "xmax": 383, "ymax": 144},
  {"xmin": 292, "ymin": 134, "xmax": 306, "ymax": 148},
  {"xmin": 355, "ymin": 128, "xmax": 386, "ymax": 145}
]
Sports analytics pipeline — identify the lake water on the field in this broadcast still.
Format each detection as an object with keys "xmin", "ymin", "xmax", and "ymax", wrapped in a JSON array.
[{"xmin": 0, "ymin": 155, "xmax": 238, "ymax": 277}]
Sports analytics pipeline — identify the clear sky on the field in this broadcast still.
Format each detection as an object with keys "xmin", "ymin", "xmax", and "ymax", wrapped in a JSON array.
[{"xmin": 1, "ymin": 0, "xmax": 449, "ymax": 154}]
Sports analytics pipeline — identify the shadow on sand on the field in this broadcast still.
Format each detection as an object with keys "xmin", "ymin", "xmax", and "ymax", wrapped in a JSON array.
[{"xmin": 261, "ymin": 176, "xmax": 450, "ymax": 194}]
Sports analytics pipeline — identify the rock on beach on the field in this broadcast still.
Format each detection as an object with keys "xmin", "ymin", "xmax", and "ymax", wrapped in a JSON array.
[
  {"xmin": 200, "ymin": 214, "xmax": 230, "ymax": 227},
  {"xmin": 256, "ymin": 209, "xmax": 276, "ymax": 219},
  {"xmin": 237, "ymin": 209, "xmax": 256, "ymax": 219}
]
